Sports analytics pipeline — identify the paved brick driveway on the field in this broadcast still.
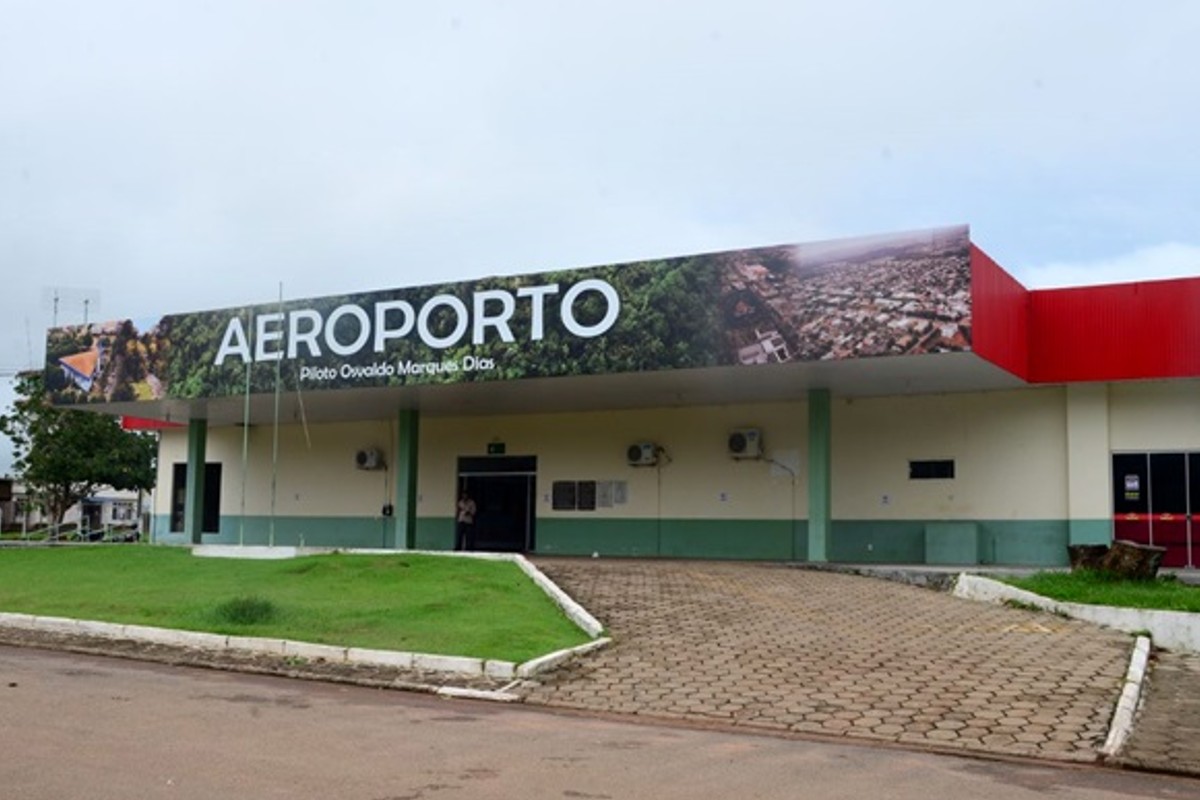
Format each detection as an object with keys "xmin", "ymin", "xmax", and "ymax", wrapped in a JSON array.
[
  {"xmin": 1118, "ymin": 651, "xmax": 1200, "ymax": 775},
  {"xmin": 522, "ymin": 559, "xmax": 1132, "ymax": 762}
]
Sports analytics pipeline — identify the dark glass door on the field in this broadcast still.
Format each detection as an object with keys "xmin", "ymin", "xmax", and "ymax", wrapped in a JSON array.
[
  {"xmin": 1190, "ymin": 453, "xmax": 1200, "ymax": 568},
  {"xmin": 1150, "ymin": 453, "xmax": 1188, "ymax": 567},
  {"xmin": 1112, "ymin": 452, "xmax": 1198, "ymax": 567},
  {"xmin": 1112, "ymin": 453, "xmax": 1150, "ymax": 546},
  {"xmin": 456, "ymin": 456, "xmax": 536, "ymax": 553}
]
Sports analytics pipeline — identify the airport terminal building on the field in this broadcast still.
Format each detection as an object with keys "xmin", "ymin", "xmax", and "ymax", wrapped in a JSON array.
[{"xmin": 45, "ymin": 225, "xmax": 1200, "ymax": 567}]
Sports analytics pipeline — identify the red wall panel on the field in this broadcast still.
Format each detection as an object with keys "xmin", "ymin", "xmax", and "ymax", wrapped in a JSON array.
[
  {"xmin": 121, "ymin": 416, "xmax": 183, "ymax": 431},
  {"xmin": 970, "ymin": 244, "xmax": 1030, "ymax": 379},
  {"xmin": 1028, "ymin": 278, "xmax": 1200, "ymax": 382}
]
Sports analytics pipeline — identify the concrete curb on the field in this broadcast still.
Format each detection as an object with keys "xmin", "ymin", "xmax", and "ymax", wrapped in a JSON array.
[
  {"xmin": 0, "ymin": 609, "xmax": 611, "ymax": 687},
  {"xmin": 510, "ymin": 555, "xmax": 606, "ymax": 638},
  {"xmin": 193, "ymin": 545, "xmax": 301, "ymax": 559},
  {"xmin": 0, "ymin": 612, "xmax": 518, "ymax": 679},
  {"xmin": 517, "ymin": 637, "xmax": 612, "ymax": 678},
  {"xmin": 1102, "ymin": 635, "xmax": 1151, "ymax": 758},
  {"xmin": 950, "ymin": 576, "xmax": 1162, "ymax": 761},
  {"xmin": 436, "ymin": 685, "xmax": 521, "ymax": 702},
  {"xmin": 0, "ymin": 548, "xmax": 610, "ymax": 689},
  {"xmin": 952, "ymin": 574, "xmax": 1200, "ymax": 653}
]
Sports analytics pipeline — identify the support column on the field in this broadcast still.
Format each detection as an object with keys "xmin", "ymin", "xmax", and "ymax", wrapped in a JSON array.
[
  {"xmin": 807, "ymin": 388, "xmax": 831, "ymax": 562},
  {"xmin": 392, "ymin": 408, "xmax": 420, "ymax": 550},
  {"xmin": 184, "ymin": 419, "xmax": 207, "ymax": 544},
  {"xmin": 1066, "ymin": 384, "xmax": 1112, "ymax": 545}
]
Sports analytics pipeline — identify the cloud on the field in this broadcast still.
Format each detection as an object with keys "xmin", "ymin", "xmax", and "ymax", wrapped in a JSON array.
[{"xmin": 1020, "ymin": 243, "xmax": 1200, "ymax": 289}]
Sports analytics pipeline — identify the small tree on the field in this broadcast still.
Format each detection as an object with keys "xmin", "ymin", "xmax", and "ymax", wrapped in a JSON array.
[{"xmin": 0, "ymin": 372, "xmax": 156, "ymax": 525}]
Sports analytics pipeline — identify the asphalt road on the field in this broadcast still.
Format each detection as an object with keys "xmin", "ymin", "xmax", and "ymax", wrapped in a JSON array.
[{"xmin": 1, "ymin": 645, "xmax": 1195, "ymax": 800}]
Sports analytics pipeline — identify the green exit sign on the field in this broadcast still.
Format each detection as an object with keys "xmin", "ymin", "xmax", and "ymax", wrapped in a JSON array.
[{"xmin": 487, "ymin": 442, "xmax": 506, "ymax": 455}]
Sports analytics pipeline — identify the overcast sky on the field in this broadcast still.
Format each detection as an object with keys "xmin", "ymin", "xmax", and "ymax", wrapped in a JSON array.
[{"xmin": 2, "ymin": 1, "xmax": 1198, "ymax": 473}]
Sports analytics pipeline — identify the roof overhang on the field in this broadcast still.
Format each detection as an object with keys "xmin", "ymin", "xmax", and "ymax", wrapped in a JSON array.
[{"xmin": 91, "ymin": 351, "xmax": 1026, "ymax": 428}]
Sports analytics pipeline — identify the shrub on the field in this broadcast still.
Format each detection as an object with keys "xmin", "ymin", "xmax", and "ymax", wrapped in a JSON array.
[{"xmin": 214, "ymin": 595, "xmax": 278, "ymax": 625}]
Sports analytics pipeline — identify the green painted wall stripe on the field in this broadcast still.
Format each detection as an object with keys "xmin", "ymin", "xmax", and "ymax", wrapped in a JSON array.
[
  {"xmin": 537, "ymin": 518, "xmax": 661, "ymax": 557},
  {"xmin": 659, "ymin": 519, "xmax": 801, "ymax": 560},
  {"xmin": 989, "ymin": 520, "xmax": 1071, "ymax": 566},
  {"xmin": 535, "ymin": 517, "xmax": 808, "ymax": 561},
  {"xmin": 1069, "ymin": 519, "xmax": 1112, "ymax": 546},
  {"xmin": 153, "ymin": 514, "xmax": 391, "ymax": 548},
  {"xmin": 153, "ymin": 512, "xmax": 1103, "ymax": 567},
  {"xmin": 828, "ymin": 520, "xmax": 925, "ymax": 563},
  {"xmin": 415, "ymin": 517, "xmax": 454, "ymax": 551},
  {"xmin": 831, "ymin": 519, "xmax": 1081, "ymax": 567}
]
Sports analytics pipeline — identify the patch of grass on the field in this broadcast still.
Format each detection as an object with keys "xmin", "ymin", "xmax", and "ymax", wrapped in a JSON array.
[
  {"xmin": 1008, "ymin": 570, "xmax": 1200, "ymax": 613},
  {"xmin": 214, "ymin": 595, "xmax": 279, "ymax": 625},
  {"xmin": 1001, "ymin": 598, "xmax": 1042, "ymax": 613},
  {"xmin": 0, "ymin": 547, "xmax": 591, "ymax": 661}
]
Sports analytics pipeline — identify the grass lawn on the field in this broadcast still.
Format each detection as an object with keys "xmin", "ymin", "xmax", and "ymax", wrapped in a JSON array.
[
  {"xmin": 1009, "ymin": 570, "xmax": 1200, "ymax": 613},
  {"xmin": 0, "ymin": 546, "xmax": 593, "ymax": 662}
]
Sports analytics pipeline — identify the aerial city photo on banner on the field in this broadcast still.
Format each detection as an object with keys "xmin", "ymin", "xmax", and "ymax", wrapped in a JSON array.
[{"xmin": 45, "ymin": 225, "xmax": 972, "ymax": 405}]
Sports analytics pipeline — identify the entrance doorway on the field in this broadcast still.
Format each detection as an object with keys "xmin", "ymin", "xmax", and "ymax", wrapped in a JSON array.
[
  {"xmin": 1112, "ymin": 452, "xmax": 1199, "ymax": 568},
  {"xmin": 456, "ymin": 456, "xmax": 536, "ymax": 553}
]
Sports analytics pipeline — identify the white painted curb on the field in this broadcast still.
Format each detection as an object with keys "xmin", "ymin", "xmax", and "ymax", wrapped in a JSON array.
[
  {"xmin": 952, "ymin": 574, "xmax": 1200, "ymax": 653},
  {"xmin": 1102, "ymin": 635, "xmax": 1151, "ymax": 757},
  {"xmin": 193, "ymin": 545, "xmax": 299, "ymax": 559},
  {"xmin": 517, "ymin": 637, "xmax": 613, "ymax": 678},
  {"xmin": 510, "ymin": 555, "xmax": 606, "ymax": 638},
  {"xmin": 0, "ymin": 612, "xmax": 514, "ymax": 679},
  {"xmin": 2, "ymin": 548, "xmax": 610, "ymax": 689},
  {"xmin": 345, "ymin": 647, "xmax": 412, "ymax": 669},
  {"xmin": 436, "ymin": 686, "xmax": 521, "ymax": 702}
]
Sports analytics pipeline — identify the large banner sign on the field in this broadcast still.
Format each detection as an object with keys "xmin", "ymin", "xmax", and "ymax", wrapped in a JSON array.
[{"xmin": 45, "ymin": 225, "xmax": 971, "ymax": 405}]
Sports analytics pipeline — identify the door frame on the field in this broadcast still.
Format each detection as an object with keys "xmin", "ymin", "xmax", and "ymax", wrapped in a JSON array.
[
  {"xmin": 456, "ymin": 455, "xmax": 537, "ymax": 552},
  {"xmin": 1111, "ymin": 449, "xmax": 1196, "ymax": 568}
]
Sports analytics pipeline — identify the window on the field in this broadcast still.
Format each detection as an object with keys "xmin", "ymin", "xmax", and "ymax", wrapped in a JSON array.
[
  {"xmin": 576, "ymin": 481, "xmax": 597, "ymax": 511},
  {"xmin": 551, "ymin": 481, "xmax": 577, "ymax": 511},
  {"xmin": 909, "ymin": 459, "xmax": 955, "ymax": 480},
  {"xmin": 170, "ymin": 462, "xmax": 222, "ymax": 533},
  {"xmin": 552, "ymin": 480, "xmax": 607, "ymax": 511},
  {"xmin": 111, "ymin": 502, "xmax": 135, "ymax": 522}
]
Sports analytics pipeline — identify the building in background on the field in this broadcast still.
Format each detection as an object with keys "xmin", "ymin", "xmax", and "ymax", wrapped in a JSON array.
[
  {"xmin": 0, "ymin": 478, "xmax": 146, "ymax": 538},
  {"xmin": 43, "ymin": 225, "xmax": 1200, "ymax": 566}
]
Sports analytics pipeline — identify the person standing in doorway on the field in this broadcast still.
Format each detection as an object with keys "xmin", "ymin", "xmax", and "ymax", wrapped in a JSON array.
[{"xmin": 456, "ymin": 490, "xmax": 476, "ymax": 551}]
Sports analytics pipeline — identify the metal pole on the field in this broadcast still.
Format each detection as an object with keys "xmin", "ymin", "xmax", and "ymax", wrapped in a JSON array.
[
  {"xmin": 269, "ymin": 284, "xmax": 282, "ymax": 548},
  {"xmin": 240, "ymin": 309, "xmax": 251, "ymax": 548}
]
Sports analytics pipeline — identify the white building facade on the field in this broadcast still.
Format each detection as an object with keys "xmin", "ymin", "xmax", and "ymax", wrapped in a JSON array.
[{"xmin": 46, "ymin": 226, "xmax": 1200, "ymax": 566}]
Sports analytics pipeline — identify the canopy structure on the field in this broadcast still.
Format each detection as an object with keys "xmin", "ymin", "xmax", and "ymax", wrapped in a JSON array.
[{"xmin": 41, "ymin": 225, "xmax": 1200, "ymax": 567}]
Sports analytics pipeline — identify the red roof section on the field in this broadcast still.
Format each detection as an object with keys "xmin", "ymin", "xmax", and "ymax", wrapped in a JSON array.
[
  {"xmin": 970, "ymin": 245, "xmax": 1030, "ymax": 379},
  {"xmin": 971, "ymin": 241, "xmax": 1200, "ymax": 383},
  {"xmin": 121, "ymin": 416, "xmax": 184, "ymax": 431},
  {"xmin": 1028, "ymin": 277, "xmax": 1200, "ymax": 383}
]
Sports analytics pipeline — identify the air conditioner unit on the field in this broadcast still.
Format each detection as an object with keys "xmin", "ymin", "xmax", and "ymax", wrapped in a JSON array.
[
  {"xmin": 626, "ymin": 442, "xmax": 658, "ymax": 467},
  {"xmin": 354, "ymin": 448, "xmax": 385, "ymax": 470},
  {"xmin": 728, "ymin": 428, "xmax": 763, "ymax": 459}
]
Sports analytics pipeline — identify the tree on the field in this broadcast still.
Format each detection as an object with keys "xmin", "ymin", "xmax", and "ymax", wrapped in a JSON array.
[{"xmin": 0, "ymin": 372, "xmax": 156, "ymax": 526}]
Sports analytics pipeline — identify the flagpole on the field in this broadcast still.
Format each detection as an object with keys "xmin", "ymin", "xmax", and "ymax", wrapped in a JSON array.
[{"xmin": 269, "ymin": 283, "xmax": 282, "ymax": 548}]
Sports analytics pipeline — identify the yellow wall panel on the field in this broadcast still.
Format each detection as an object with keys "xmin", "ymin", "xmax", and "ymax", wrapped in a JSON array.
[
  {"xmin": 832, "ymin": 388, "xmax": 1068, "ymax": 520},
  {"xmin": 419, "ymin": 403, "xmax": 808, "ymax": 521},
  {"xmin": 156, "ymin": 420, "xmax": 397, "ymax": 518},
  {"xmin": 1110, "ymin": 380, "xmax": 1200, "ymax": 451}
]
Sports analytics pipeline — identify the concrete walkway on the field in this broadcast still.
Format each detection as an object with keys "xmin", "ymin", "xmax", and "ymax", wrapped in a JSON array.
[
  {"xmin": 521, "ymin": 559, "xmax": 1132, "ymax": 763},
  {"xmin": 1117, "ymin": 650, "xmax": 1200, "ymax": 775}
]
